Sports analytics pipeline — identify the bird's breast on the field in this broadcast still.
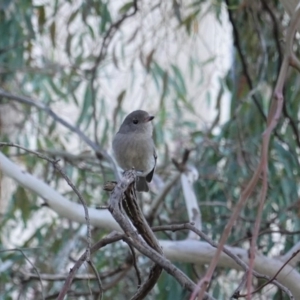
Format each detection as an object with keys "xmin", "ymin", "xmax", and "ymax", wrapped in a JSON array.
[{"xmin": 113, "ymin": 132, "xmax": 155, "ymax": 175}]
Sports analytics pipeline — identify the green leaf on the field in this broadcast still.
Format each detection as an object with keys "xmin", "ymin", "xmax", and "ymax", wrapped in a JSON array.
[
  {"xmin": 67, "ymin": 9, "xmax": 79, "ymax": 26},
  {"xmin": 37, "ymin": 6, "xmax": 45, "ymax": 30},
  {"xmin": 14, "ymin": 187, "xmax": 31, "ymax": 226},
  {"xmin": 50, "ymin": 21, "xmax": 56, "ymax": 47},
  {"xmin": 47, "ymin": 78, "xmax": 66, "ymax": 98},
  {"xmin": 180, "ymin": 9, "xmax": 200, "ymax": 34},
  {"xmin": 171, "ymin": 64, "xmax": 187, "ymax": 95},
  {"xmin": 118, "ymin": 1, "xmax": 133, "ymax": 14},
  {"xmin": 101, "ymin": 118, "xmax": 109, "ymax": 145},
  {"xmin": 117, "ymin": 89, "xmax": 126, "ymax": 104},
  {"xmin": 100, "ymin": 3, "xmax": 112, "ymax": 33},
  {"xmin": 273, "ymin": 142, "xmax": 297, "ymax": 178},
  {"xmin": 49, "ymin": 119, "xmax": 56, "ymax": 135},
  {"xmin": 66, "ymin": 33, "xmax": 73, "ymax": 56},
  {"xmin": 145, "ymin": 49, "xmax": 155, "ymax": 72},
  {"xmin": 76, "ymin": 83, "xmax": 93, "ymax": 128}
]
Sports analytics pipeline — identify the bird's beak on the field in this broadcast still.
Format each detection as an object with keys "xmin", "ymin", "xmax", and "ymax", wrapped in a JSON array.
[{"xmin": 146, "ymin": 116, "xmax": 154, "ymax": 122}]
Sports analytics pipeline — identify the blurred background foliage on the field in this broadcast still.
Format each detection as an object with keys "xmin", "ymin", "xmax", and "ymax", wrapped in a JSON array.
[{"xmin": 0, "ymin": 0, "xmax": 300, "ymax": 299}]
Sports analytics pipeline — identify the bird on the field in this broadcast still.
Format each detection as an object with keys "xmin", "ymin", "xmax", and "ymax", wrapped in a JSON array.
[{"xmin": 112, "ymin": 110, "xmax": 157, "ymax": 192}]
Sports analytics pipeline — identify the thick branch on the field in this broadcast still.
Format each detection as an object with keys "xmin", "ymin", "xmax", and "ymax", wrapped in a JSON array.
[{"xmin": 2, "ymin": 152, "xmax": 300, "ymax": 296}]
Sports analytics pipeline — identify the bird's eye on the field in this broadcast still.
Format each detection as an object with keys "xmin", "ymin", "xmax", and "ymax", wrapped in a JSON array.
[{"xmin": 133, "ymin": 119, "xmax": 138, "ymax": 124}]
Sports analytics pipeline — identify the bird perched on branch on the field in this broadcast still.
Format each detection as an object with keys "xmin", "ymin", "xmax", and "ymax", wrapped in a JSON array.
[{"xmin": 113, "ymin": 110, "xmax": 157, "ymax": 192}]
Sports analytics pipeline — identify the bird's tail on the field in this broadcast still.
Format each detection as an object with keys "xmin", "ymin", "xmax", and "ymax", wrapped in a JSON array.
[{"xmin": 136, "ymin": 176, "xmax": 149, "ymax": 192}]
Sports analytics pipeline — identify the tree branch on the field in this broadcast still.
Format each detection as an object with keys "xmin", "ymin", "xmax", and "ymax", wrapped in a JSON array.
[
  {"xmin": 194, "ymin": 4, "xmax": 300, "ymax": 299},
  {"xmin": 2, "ymin": 151, "xmax": 300, "ymax": 296}
]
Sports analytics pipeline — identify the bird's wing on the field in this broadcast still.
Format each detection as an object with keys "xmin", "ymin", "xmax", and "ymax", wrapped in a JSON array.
[{"xmin": 146, "ymin": 148, "xmax": 157, "ymax": 183}]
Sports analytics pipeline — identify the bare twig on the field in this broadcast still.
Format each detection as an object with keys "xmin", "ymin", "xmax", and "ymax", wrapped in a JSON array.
[
  {"xmin": 232, "ymin": 273, "xmax": 247, "ymax": 298},
  {"xmin": 0, "ymin": 89, "xmax": 104, "ymax": 157},
  {"xmin": 0, "ymin": 151, "xmax": 120, "ymax": 231},
  {"xmin": 107, "ymin": 170, "xmax": 214, "ymax": 300},
  {"xmin": 87, "ymin": 260, "xmax": 103, "ymax": 300},
  {"xmin": 19, "ymin": 273, "xmax": 97, "ymax": 281},
  {"xmin": 0, "ymin": 88, "xmax": 119, "ymax": 175},
  {"xmin": 194, "ymin": 4, "xmax": 300, "ymax": 300},
  {"xmin": 279, "ymin": 241, "xmax": 300, "ymax": 266},
  {"xmin": 262, "ymin": 0, "xmax": 300, "ymax": 149},
  {"xmin": 0, "ymin": 142, "xmax": 91, "ymax": 261},
  {"xmin": 237, "ymin": 250, "xmax": 299, "ymax": 299},
  {"xmin": 126, "ymin": 241, "xmax": 142, "ymax": 287},
  {"xmin": 247, "ymin": 6, "xmax": 300, "ymax": 299},
  {"xmin": 146, "ymin": 173, "xmax": 180, "ymax": 224},
  {"xmin": 0, "ymin": 248, "xmax": 45, "ymax": 300},
  {"xmin": 57, "ymin": 231, "xmax": 123, "ymax": 299},
  {"xmin": 124, "ymin": 186, "xmax": 163, "ymax": 299},
  {"xmin": 107, "ymin": 171, "xmax": 163, "ymax": 299},
  {"xmin": 152, "ymin": 223, "xmax": 293, "ymax": 299}
]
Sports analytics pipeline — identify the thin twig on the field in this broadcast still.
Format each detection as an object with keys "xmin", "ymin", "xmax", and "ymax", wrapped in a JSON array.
[
  {"xmin": 261, "ymin": 0, "xmax": 300, "ymax": 150},
  {"xmin": 0, "ymin": 88, "xmax": 121, "ymax": 179},
  {"xmin": 126, "ymin": 241, "xmax": 142, "ymax": 287},
  {"xmin": 107, "ymin": 170, "xmax": 214, "ymax": 300},
  {"xmin": 108, "ymin": 171, "xmax": 163, "ymax": 299},
  {"xmin": 246, "ymin": 6, "xmax": 300, "ymax": 299},
  {"xmin": 146, "ymin": 173, "xmax": 180, "ymax": 224},
  {"xmin": 238, "ymin": 250, "xmax": 299, "ymax": 299},
  {"xmin": 124, "ymin": 186, "xmax": 163, "ymax": 300},
  {"xmin": 57, "ymin": 231, "xmax": 123, "ymax": 299},
  {"xmin": 0, "ymin": 142, "xmax": 91, "ymax": 261},
  {"xmin": 151, "ymin": 223, "xmax": 293, "ymax": 299},
  {"xmin": 0, "ymin": 89, "xmax": 106, "ymax": 158},
  {"xmin": 193, "ymin": 4, "xmax": 300, "ymax": 300},
  {"xmin": 0, "ymin": 248, "xmax": 45, "ymax": 300},
  {"xmin": 87, "ymin": 260, "xmax": 103, "ymax": 300}
]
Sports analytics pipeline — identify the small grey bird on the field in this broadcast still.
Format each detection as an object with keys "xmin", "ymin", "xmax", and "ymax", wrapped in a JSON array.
[{"xmin": 113, "ymin": 110, "xmax": 157, "ymax": 192}]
